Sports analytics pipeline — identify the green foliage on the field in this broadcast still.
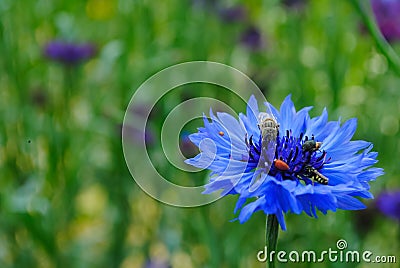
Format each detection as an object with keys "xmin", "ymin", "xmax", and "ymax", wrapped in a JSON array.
[{"xmin": 0, "ymin": 0, "xmax": 398, "ymax": 267}]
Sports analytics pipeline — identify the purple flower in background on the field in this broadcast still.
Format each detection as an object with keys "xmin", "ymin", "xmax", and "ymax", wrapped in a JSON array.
[
  {"xmin": 240, "ymin": 26, "xmax": 263, "ymax": 51},
  {"xmin": 371, "ymin": 0, "xmax": 400, "ymax": 42},
  {"xmin": 376, "ymin": 191, "xmax": 400, "ymax": 221},
  {"xmin": 44, "ymin": 40, "xmax": 96, "ymax": 65},
  {"xmin": 217, "ymin": 5, "xmax": 247, "ymax": 23}
]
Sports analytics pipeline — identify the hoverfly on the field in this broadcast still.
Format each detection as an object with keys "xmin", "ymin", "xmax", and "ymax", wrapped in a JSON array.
[
  {"xmin": 304, "ymin": 165, "xmax": 329, "ymax": 185},
  {"xmin": 301, "ymin": 138, "xmax": 327, "ymax": 184},
  {"xmin": 249, "ymin": 112, "xmax": 279, "ymax": 192}
]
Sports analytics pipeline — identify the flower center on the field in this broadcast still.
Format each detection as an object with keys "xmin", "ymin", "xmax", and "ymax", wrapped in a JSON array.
[{"xmin": 245, "ymin": 129, "xmax": 330, "ymax": 185}]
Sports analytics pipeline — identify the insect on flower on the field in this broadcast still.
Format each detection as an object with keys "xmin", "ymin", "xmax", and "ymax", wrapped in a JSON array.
[
  {"xmin": 248, "ymin": 112, "xmax": 279, "ymax": 191},
  {"xmin": 185, "ymin": 95, "xmax": 384, "ymax": 230},
  {"xmin": 302, "ymin": 139, "xmax": 322, "ymax": 153},
  {"xmin": 274, "ymin": 159, "xmax": 290, "ymax": 171},
  {"xmin": 303, "ymin": 165, "xmax": 329, "ymax": 185},
  {"xmin": 300, "ymin": 138, "xmax": 327, "ymax": 184}
]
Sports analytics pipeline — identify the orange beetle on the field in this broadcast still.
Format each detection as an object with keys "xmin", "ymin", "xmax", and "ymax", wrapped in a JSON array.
[{"xmin": 274, "ymin": 159, "xmax": 290, "ymax": 171}]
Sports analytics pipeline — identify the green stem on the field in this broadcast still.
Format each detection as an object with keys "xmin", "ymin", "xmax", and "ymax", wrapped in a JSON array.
[
  {"xmin": 350, "ymin": 0, "xmax": 400, "ymax": 76},
  {"xmin": 266, "ymin": 214, "xmax": 279, "ymax": 268}
]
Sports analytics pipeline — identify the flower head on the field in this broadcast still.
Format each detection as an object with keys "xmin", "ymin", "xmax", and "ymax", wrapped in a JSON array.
[
  {"xmin": 371, "ymin": 0, "xmax": 400, "ymax": 42},
  {"xmin": 44, "ymin": 40, "xmax": 96, "ymax": 66},
  {"xmin": 185, "ymin": 95, "xmax": 383, "ymax": 230},
  {"xmin": 376, "ymin": 190, "xmax": 400, "ymax": 221}
]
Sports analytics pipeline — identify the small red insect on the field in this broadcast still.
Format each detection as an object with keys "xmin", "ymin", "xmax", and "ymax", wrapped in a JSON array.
[
  {"xmin": 274, "ymin": 159, "xmax": 289, "ymax": 171},
  {"xmin": 218, "ymin": 131, "xmax": 224, "ymax": 136}
]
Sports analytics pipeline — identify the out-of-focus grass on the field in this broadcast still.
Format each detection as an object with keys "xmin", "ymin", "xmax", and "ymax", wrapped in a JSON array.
[{"xmin": 0, "ymin": 0, "xmax": 399, "ymax": 267}]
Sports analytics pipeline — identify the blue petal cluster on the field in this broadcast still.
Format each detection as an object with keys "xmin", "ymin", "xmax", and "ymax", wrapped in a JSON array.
[{"xmin": 185, "ymin": 95, "xmax": 383, "ymax": 230}]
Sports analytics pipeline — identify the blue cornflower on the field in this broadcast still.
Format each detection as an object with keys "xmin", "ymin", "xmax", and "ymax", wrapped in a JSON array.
[
  {"xmin": 185, "ymin": 95, "xmax": 383, "ymax": 230},
  {"xmin": 44, "ymin": 40, "xmax": 96, "ymax": 66}
]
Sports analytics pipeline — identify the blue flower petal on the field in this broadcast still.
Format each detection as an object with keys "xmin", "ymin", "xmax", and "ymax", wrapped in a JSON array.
[{"xmin": 185, "ymin": 95, "xmax": 382, "ymax": 230}]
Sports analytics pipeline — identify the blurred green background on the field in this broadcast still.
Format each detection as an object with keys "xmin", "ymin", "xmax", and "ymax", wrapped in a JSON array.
[{"xmin": 0, "ymin": 0, "xmax": 399, "ymax": 267}]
